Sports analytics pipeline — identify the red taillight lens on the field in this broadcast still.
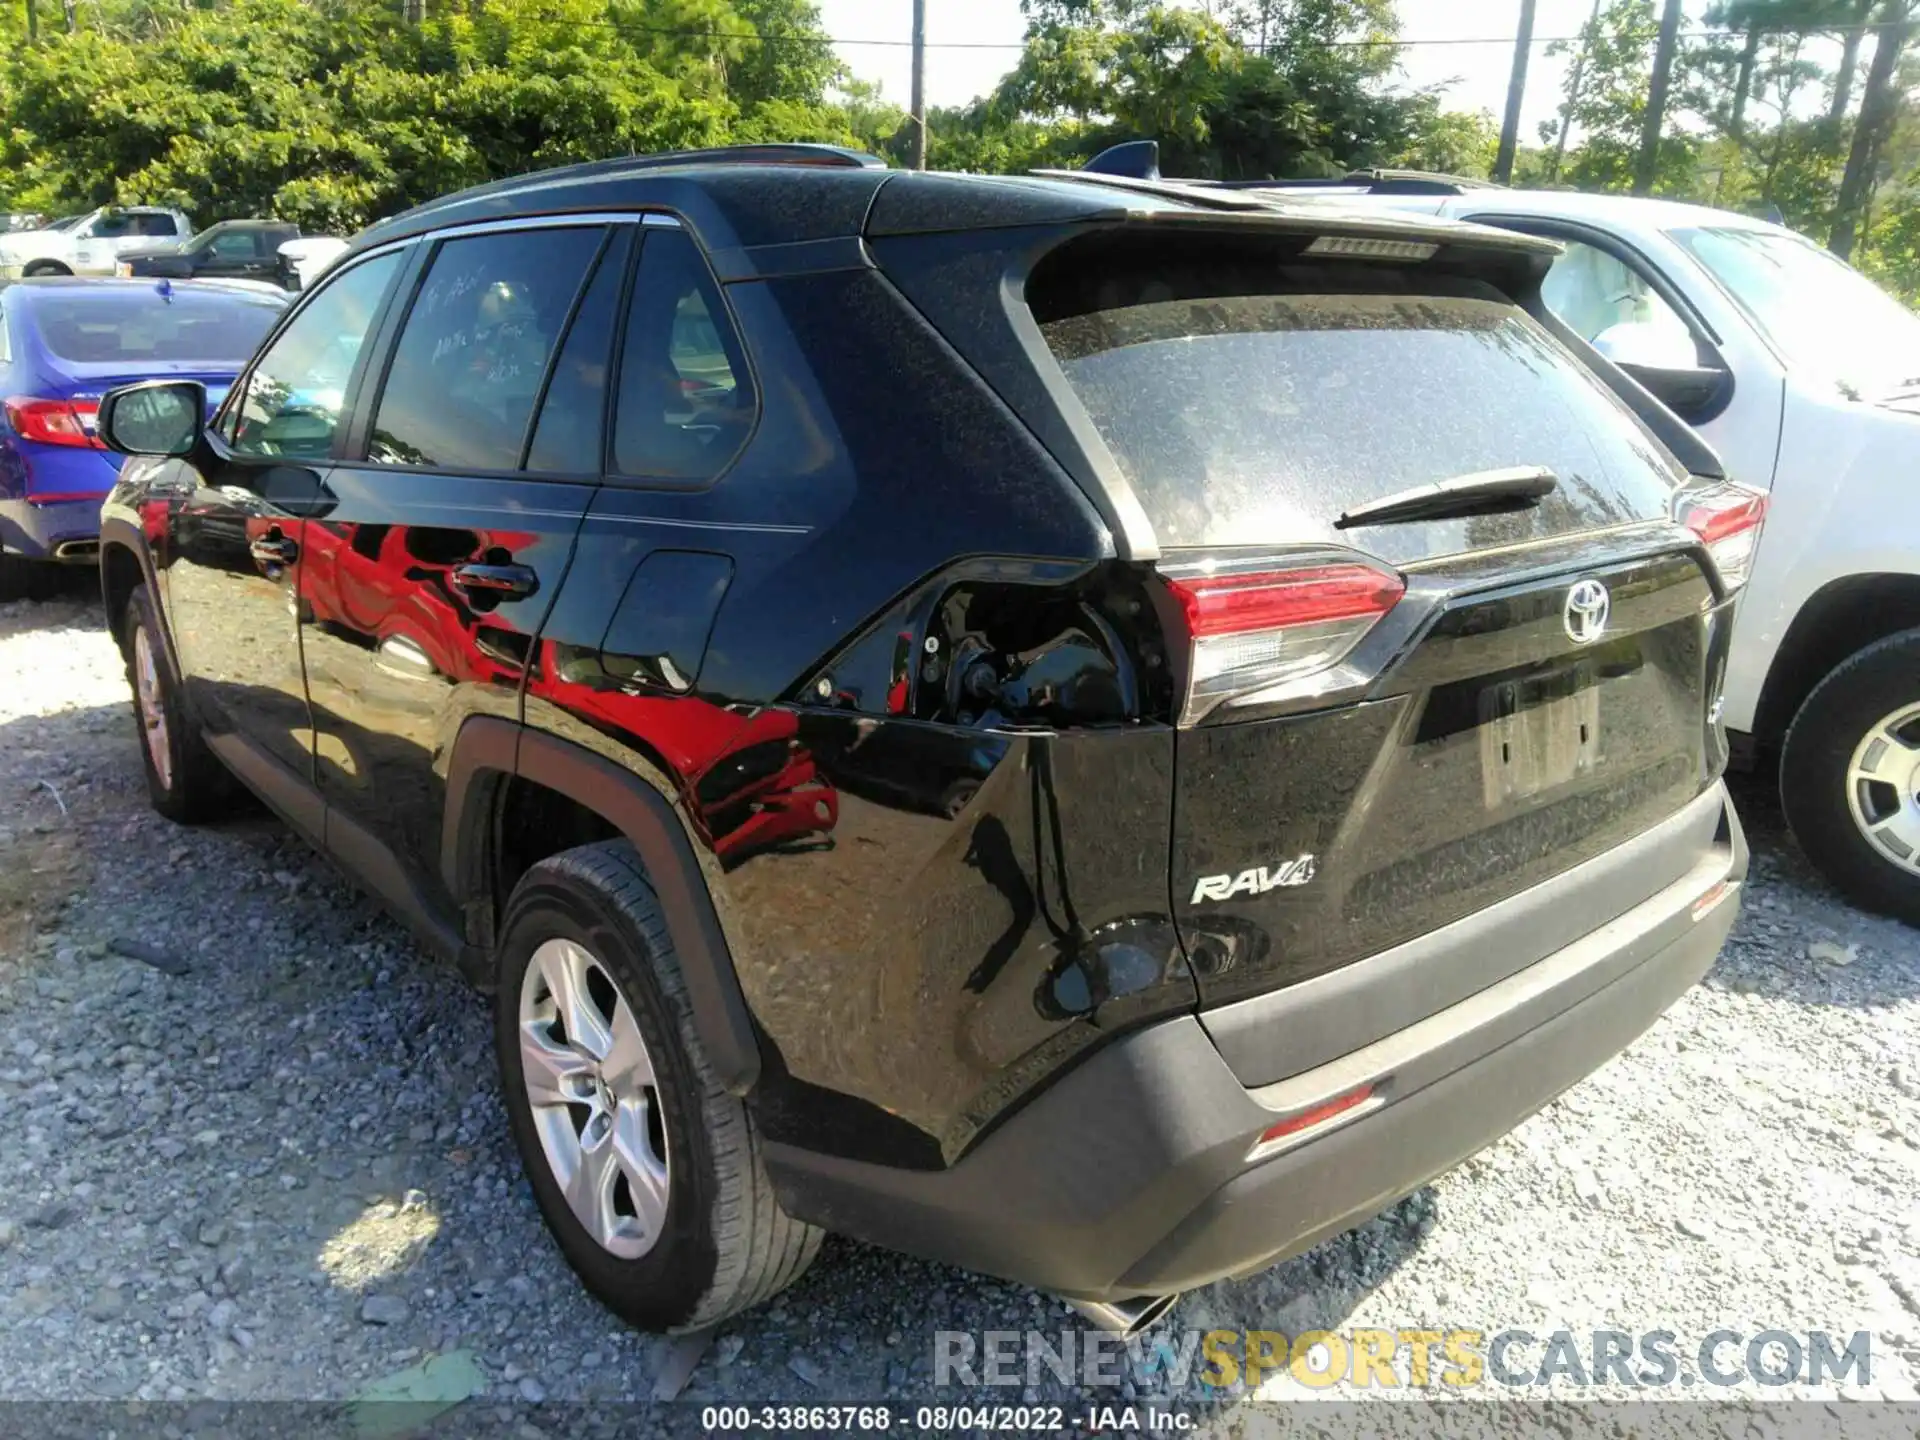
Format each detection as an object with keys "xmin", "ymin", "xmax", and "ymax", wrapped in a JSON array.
[
  {"xmin": 1162, "ymin": 561, "xmax": 1405, "ymax": 726},
  {"xmin": 1677, "ymin": 484, "xmax": 1767, "ymax": 591},
  {"xmin": 5, "ymin": 396, "xmax": 103, "ymax": 450}
]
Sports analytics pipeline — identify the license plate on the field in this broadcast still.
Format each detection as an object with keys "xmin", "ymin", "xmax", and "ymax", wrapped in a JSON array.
[{"xmin": 1479, "ymin": 667, "xmax": 1601, "ymax": 806}]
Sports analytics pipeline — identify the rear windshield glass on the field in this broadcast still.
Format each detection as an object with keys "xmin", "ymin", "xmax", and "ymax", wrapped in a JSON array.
[
  {"xmin": 1039, "ymin": 284, "xmax": 1684, "ymax": 563},
  {"xmin": 35, "ymin": 292, "xmax": 281, "ymax": 365}
]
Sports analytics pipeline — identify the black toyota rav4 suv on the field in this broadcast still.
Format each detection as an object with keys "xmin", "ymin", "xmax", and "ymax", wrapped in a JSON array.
[{"xmin": 95, "ymin": 144, "xmax": 1755, "ymax": 1335}]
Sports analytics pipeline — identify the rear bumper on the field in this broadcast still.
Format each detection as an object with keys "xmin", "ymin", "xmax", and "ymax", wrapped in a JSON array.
[
  {"xmin": 764, "ymin": 782, "xmax": 1745, "ymax": 1301},
  {"xmin": 0, "ymin": 496, "xmax": 106, "ymax": 560}
]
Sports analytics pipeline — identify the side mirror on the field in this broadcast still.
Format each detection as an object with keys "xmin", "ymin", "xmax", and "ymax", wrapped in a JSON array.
[
  {"xmin": 99, "ymin": 379, "xmax": 206, "ymax": 457},
  {"xmin": 1592, "ymin": 320, "xmax": 1697, "ymax": 370},
  {"xmin": 1593, "ymin": 321, "xmax": 1731, "ymax": 423}
]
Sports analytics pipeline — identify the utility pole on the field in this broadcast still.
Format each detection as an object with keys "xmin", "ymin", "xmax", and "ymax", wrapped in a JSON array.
[
  {"xmin": 1633, "ymin": 0, "xmax": 1684, "ymax": 194},
  {"xmin": 1494, "ymin": 0, "xmax": 1538, "ymax": 183},
  {"xmin": 910, "ymin": 0, "xmax": 928, "ymax": 170}
]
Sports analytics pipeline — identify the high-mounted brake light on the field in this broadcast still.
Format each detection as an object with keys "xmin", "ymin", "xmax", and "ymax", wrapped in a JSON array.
[
  {"xmin": 1677, "ymin": 484, "xmax": 1767, "ymax": 591},
  {"xmin": 1303, "ymin": 235, "xmax": 1438, "ymax": 262},
  {"xmin": 5, "ymin": 396, "xmax": 103, "ymax": 450},
  {"xmin": 1163, "ymin": 561, "xmax": 1405, "ymax": 726}
]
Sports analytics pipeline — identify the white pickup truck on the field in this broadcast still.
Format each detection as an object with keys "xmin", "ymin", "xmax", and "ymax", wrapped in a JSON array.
[{"xmin": 0, "ymin": 206, "xmax": 193, "ymax": 278}]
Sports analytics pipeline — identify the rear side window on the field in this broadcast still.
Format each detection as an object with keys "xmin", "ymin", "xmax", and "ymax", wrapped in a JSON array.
[
  {"xmin": 1037, "ymin": 269, "xmax": 1685, "ymax": 564},
  {"xmin": 525, "ymin": 226, "xmax": 634, "ymax": 475},
  {"xmin": 369, "ymin": 226, "xmax": 603, "ymax": 471},
  {"xmin": 612, "ymin": 227, "xmax": 753, "ymax": 482}
]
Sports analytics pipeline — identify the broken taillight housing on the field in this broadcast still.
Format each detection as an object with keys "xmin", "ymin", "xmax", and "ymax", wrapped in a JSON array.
[
  {"xmin": 1676, "ymin": 483, "xmax": 1768, "ymax": 592},
  {"xmin": 1161, "ymin": 559, "xmax": 1406, "ymax": 726}
]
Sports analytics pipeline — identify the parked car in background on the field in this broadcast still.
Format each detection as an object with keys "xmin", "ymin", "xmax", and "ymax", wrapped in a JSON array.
[
  {"xmin": 1233, "ymin": 172, "xmax": 1920, "ymax": 924},
  {"xmin": 97, "ymin": 143, "xmax": 1747, "ymax": 1337},
  {"xmin": 275, "ymin": 235, "xmax": 351, "ymax": 291},
  {"xmin": 0, "ymin": 277, "xmax": 284, "ymax": 599},
  {"xmin": 0, "ymin": 207, "xmax": 193, "ymax": 279},
  {"xmin": 2, "ymin": 213, "xmax": 49, "ymax": 234},
  {"xmin": 117, "ymin": 219, "xmax": 302, "ymax": 287}
]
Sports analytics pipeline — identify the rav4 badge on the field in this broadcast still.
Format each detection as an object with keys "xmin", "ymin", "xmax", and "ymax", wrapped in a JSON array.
[{"xmin": 1190, "ymin": 856, "xmax": 1317, "ymax": 904}]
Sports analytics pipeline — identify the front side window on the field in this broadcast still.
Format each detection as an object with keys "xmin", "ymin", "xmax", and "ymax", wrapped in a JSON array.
[
  {"xmin": 368, "ymin": 226, "xmax": 603, "ymax": 471},
  {"xmin": 229, "ymin": 250, "xmax": 401, "ymax": 460},
  {"xmin": 1539, "ymin": 238, "xmax": 1691, "ymax": 349},
  {"xmin": 612, "ymin": 227, "xmax": 754, "ymax": 482},
  {"xmin": 134, "ymin": 213, "xmax": 183, "ymax": 238},
  {"xmin": 203, "ymin": 229, "xmax": 260, "ymax": 259}
]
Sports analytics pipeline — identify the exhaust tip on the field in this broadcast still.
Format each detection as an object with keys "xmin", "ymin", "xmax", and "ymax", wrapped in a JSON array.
[
  {"xmin": 52, "ymin": 539, "xmax": 99, "ymax": 562},
  {"xmin": 1064, "ymin": 1292, "xmax": 1181, "ymax": 1338}
]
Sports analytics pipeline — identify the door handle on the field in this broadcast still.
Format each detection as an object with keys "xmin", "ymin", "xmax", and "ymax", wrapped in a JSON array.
[
  {"xmin": 450, "ymin": 562, "xmax": 539, "ymax": 600},
  {"xmin": 249, "ymin": 532, "xmax": 299, "ymax": 566}
]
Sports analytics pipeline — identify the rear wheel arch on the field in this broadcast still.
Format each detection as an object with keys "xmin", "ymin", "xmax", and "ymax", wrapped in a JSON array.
[
  {"xmin": 100, "ymin": 536, "xmax": 149, "ymax": 650},
  {"xmin": 443, "ymin": 718, "xmax": 762, "ymax": 1096},
  {"xmin": 1755, "ymin": 573, "xmax": 1920, "ymax": 747}
]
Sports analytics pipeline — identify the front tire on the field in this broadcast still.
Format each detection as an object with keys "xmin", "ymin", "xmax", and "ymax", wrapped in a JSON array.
[
  {"xmin": 22, "ymin": 260, "xmax": 70, "ymax": 277},
  {"xmin": 1780, "ymin": 628, "xmax": 1920, "ymax": 924},
  {"xmin": 122, "ymin": 584, "xmax": 233, "ymax": 823},
  {"xmin": 495, "ymin": 841, "xmax": 821, "ymax": 1332}
]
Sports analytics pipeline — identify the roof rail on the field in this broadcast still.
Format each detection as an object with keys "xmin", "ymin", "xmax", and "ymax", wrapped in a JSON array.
[
  {"xmin": 618, "ymin": 143, "xmax": 886, "ymax": 172},
  {"xmin": 1246, "ymin": 168, "xmax": 1499, "ymax": 196},
  {"xmin": 1075, "ymin": 141, "xmax": 1496, "ymax": 196}
]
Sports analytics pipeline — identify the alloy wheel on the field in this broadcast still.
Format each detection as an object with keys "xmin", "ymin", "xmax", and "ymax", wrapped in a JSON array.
[
  {"xmin": 133, "ymin": 625, "xmax": 172, "ymax": 791},
  {"xmin": 517, "ymin": 938, "xmax": 671, "ymax": 1258},
  {"xmin": 1845, "ymin": 702, "xmax": 1920, "ymax": 870}
]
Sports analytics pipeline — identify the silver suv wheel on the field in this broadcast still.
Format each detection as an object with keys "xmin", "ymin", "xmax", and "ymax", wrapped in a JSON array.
[
  {"xmin": 1844, "ymin": 702, "xmax": 1920, "ymax": 869},
  {"xmin": 517, "ymin": 937, "xmax": 671, "ymax": 1258}
]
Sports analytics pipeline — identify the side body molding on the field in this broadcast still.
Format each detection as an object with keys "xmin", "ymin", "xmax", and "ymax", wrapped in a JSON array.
[{"xmin": 442, "ymin": 717, "xmax": 763, "ymax": 1096}]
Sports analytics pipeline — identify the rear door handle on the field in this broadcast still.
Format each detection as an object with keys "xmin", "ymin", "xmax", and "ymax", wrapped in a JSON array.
[
  {"xmin": 450, "ymin": 562, "xmax": 539, "ymax": 600},
  {"xmin": 249, "ymin": 532, "xmax": 298, "ymax": 566}
]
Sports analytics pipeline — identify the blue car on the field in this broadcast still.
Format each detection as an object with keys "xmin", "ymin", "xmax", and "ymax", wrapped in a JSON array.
[{"xmin": 0, "ymin": 277, "xmax": 284, "ymax": 598}]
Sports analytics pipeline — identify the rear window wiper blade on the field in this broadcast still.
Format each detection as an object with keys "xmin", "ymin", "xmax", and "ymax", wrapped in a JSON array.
[{"xmin": 1335, "ymin": 466, "xmax": 1558, "ymax": 529}]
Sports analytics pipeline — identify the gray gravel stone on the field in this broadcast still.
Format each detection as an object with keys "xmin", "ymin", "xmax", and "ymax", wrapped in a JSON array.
[
  {"xmin": 360, "ymin": 1295, "xmax": 410, "ymax": 1327},
  {"xmin": 2, "ymin": 585, "xmax": 1917, "ymax": 1410}
]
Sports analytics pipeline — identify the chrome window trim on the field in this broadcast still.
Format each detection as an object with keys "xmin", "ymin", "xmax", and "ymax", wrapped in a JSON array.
[{"xmin": 425, "ymin": 212, "xmax": 680, "ymax": 243}]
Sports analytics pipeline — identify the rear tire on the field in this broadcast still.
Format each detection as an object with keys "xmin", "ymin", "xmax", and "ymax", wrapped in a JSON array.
[
  {"xmin": 122, "ymin": 584, "xmax": 235, "ymax": 823},
  {"xmin": 1780, "ymin": 628, "xmax": 1920, "ymax": 925},
  {"xmin": 495, "ymin": 840, "xmax": 822, "ymax": 1332}
]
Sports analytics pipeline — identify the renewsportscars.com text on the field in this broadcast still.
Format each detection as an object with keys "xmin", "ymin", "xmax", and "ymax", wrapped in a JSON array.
[{"xmin": 933, "ymin": 1327, "xmax": 1873, "ymax": 1392}]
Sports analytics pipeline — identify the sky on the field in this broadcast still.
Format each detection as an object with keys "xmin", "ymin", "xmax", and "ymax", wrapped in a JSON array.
[{"xmin": 814, "ymin": 0, "xmax": 1845, "ymax": 144}]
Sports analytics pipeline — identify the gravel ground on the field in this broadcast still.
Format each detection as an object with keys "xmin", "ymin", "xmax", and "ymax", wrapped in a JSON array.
[{"xmin": 2, "ymin": 578, "xmax": 1918, "ymax": 1424}]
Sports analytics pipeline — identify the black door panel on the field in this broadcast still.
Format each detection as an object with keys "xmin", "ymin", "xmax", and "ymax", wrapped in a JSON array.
[
  {"xmin": 162, "ymin": 248, "xmax": 407, "ymax": 782},
  {"xmin": 299, "ymin": 466, "xmax": 592, "ymax": 919}
]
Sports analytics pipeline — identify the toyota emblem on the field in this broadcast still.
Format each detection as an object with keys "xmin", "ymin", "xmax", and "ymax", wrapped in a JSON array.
[{"xmin": 1564, "ymin": 578, "xmax": 1611, "ymax": 645}]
